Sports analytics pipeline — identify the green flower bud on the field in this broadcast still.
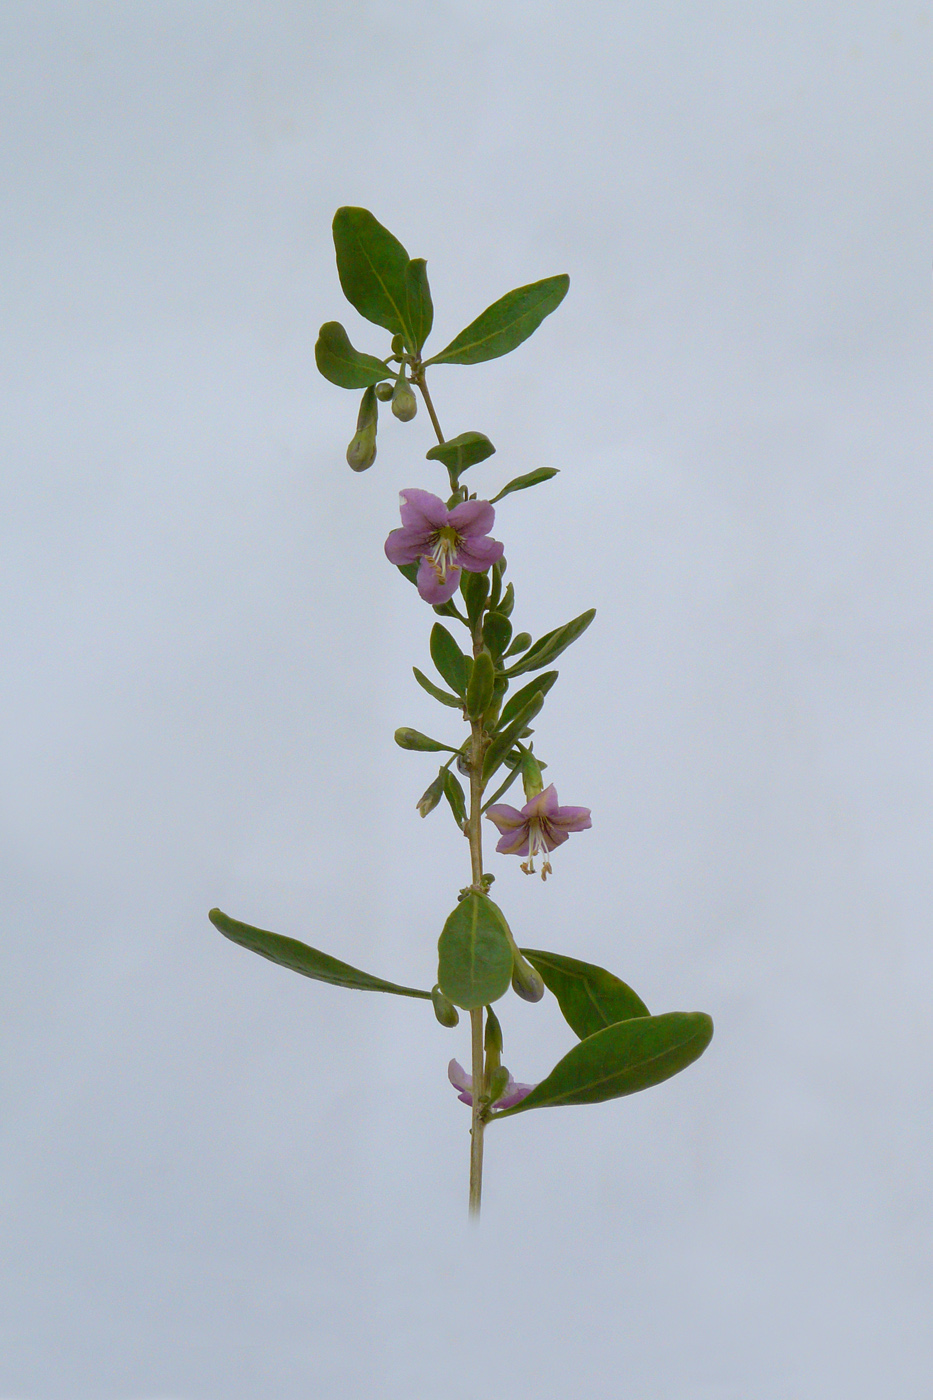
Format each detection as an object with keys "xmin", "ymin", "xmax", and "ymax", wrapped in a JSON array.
[
  {"xmin": 484, "ymin": 1005, "xmax": 503, "ymax": 1068},
  {"xmin": 432, "ymin": 984, "xmax": 459, "ymax": 1028},
  {"xmin": 391, "ymin": 333, "xmax": 405, "ymax": 356},
  {"xmin": 346, "ymin": 385, "xmax": 378, "ymax": 472},
  {"xmin": 511, "ymin": 951, "xmax": 545, "ymax": 1003},
  {"xmin": 391, "ymin": 377, "xmax": 417, "ymax": 422},
  {"xmin": 374, "ymin": 381, "xmax": 394, "ymax": 401}
]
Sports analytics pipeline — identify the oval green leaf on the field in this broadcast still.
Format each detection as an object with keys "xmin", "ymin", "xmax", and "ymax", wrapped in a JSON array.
[
  {"xmin": 209, "ymin": 908, "xmax": 431, "ymax": 999},
  {"xmin": 333, "ymin": 207, "xmax": 431, "ymax": 353},
  {"xmin": 424, "ymin": 274, "xmax": 570, "ymax": 367},
  {"xmin": 496, "ymin": 1012, "xmax": 714, "ymax": 1116},
  {"xmin": 481, "ymin": 610, "xmax": 512, "ymax": 659},
  {"xmin": 430, "ymin": 622, "xmax": 471, "ymax": 697},
  {"xmin": 505, "ymin": 608, "xmax": 596, "ymax": 677},
  {"xmin": 425, "ymin": 431, "xmax": 496, "ymax": 474},
  {"xmin": 315, "ymin": 321, "xmax": 392, "ymax": 389},
  {"xmin": 489, "ymin": 467, "xmax": 559, "ymax": 504},
  {"xmin": 437, "ymin": 893, "xmax": 513, "ymax": 1009},
  {"xmin": 520, "ymin": 949, "xmax": 650, "ymax": 1039},
  {"xmin": 498, "ymin": 671, "xmax": 558, "ymax": 728}
]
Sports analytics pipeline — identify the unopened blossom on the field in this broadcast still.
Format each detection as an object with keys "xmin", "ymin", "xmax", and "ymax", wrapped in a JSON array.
[
  {"xmin": 384, "ymin": 488, "xmax": 504, "ymax": 604},
  {"xmin": 447, "ymin": 1059, "xmax": 536, "ymax": 1111},
  {"xmin": 486, "ymin": 783, "xmax": 591, "ymax": 880}
]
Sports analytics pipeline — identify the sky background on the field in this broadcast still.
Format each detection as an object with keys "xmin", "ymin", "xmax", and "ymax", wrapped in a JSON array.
[{"xmin": 2, "ymin": 3, "xmax": 932, "ymax": 1397}]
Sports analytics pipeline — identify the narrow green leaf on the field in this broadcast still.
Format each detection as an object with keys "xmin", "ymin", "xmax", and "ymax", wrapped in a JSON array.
[
  {"xmin": 443, "ymin": 768, "xmax": 467, "ymax": 829},
  {"xmin": 425, "ymin": 431, "xmax": 496, "ymax": 474},
  {"xmin": 503, "ymin": 631, "xmax": 532, "ymax": 657},
  {"xmin": 209, "ymin": 908, "xmax": 431, "ymax": 999},
  {"xmin": 394, "ymin": 727, "xmax": 457, "ymax": 752},
  {"xmin": 483, "ymin": 690, "xmax": 545, "ymax": 782},
  {"xmin": 505, "ymin": 608, "xmax": 596, "ymax": 677},
  {"xmin": 481, "ymin": 611, "xmax": 512, "ymax": 659},
  {"xmin": 490, "ymin": 467, "xmax": 559, "ymax": 504},
  {"xmin": 404, "ymin": 257, "xmax": 433, "ymax": 353},
  {"xmin": 430, "ymin": 622, "xmax": 471, "ymax": 696},
  {"xmin": 424, "ymin": 274, "xmax": 569, "ymax": 367},
  {"xmin": 332, "ymin": 207, "xmax": 429, "ymax": 352},
  {"xmin": 498, "ymin": 671, "xmax": 558, "ymax": 728},
  {"xmin": 412, "ymin": 666, "xmax": 463, "ymax": 709},
  {"xmin": 521, "ymin": 949, "xmax": 650, "ymax": 1039},
  {"xmin": 314, "ymin": 321, "xmax": 392, "ymax": 389},
  {"xmin": 416, "ymin": 768, "xmax": 447, "ymax": 818},
  {"xmin": 496, "ymin": 1012, "xmax": 714, "ymax": 1116},
  {"xmin": 466, "ymin": 649, "xmax": 496, "ymax": 719},
  {"xmin": 437, "ymin": 893, "xmax": 513, "ymax": 1009},
  {"xmin": 498, "ymin": 582, "xmax": 515, "ymax": 617},
  {"xmin": 460, "ymin": 568, "xmax": 490, "ymax": 627}
]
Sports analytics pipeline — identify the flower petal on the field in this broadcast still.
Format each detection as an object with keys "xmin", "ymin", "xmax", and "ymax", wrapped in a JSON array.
[
  {"xmin": 485, "ymin": 803, "xmax": 527, "ymax": 833},
  {"xmin": 493, "ymin": 1077, "xmax": 537, "ymax": 1110},
  {"xmin": 447, "ymin": 1058, "xmax": 474, "ymax": 1105},
  {"xmin": 385, "ymin": 525, "xmax": 430, "ymax": 565},
  {"xmin": 398, "ymin": 488, "xmax": 449, "ymax": 532},
  {"xmin": 547, "ymin": 806, "xmax": 592, "ymax": 833},
  {"xmin": 417, "ymin": 556, "xmax": 461, "ymax": 603},
  {"xmin": 495, "ymin": 826, "xmax": 531, "ymax": 856},
  {"xmin": 456, "ymin": 535, "xmax": 504, "ymax": 573},
  {"xmin": 447, "ymin": 498, "xmax": 496, "ymax": 538}
]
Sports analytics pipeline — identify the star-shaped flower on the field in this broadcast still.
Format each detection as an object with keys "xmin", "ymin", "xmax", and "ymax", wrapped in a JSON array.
[
  {"xmin": 485, "ymin": 783, "xmax": 592, "ymax": 880},
  {"xmin": 447, "ymin": 1059, "xmax": 536, "ymax": 1111},
  {"xmin": 384, "ymin": 488, "xmax": 504, "ymax": 604}
]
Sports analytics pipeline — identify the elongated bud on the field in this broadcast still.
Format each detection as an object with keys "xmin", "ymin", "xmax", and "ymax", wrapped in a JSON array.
[
  {"xmin": 466, "ymin": 649, "xmax": 495, "ymax": 720},
  {"xmin": 375, "ymin": 381, "xmax": 394, "ymax": 401},
  {"xmin": 484, "ymin": 1005, "xmax": 503, "ymax": 1070},
  {"xmin": 520, "ymin": 749, "xmax": 544, "ymax": 799},
  {"xmin": 395, "ymin": 727, "xmax": 451, "ymax": 752},
  {"xmin": 487, "ymin": 1064, "xmax": 511, "ymax": 1105},
  {"xmin": 391, "ymin": 376, "xmax": 417, "ymax": 422},
  {"xmin": 416, "ymin": 769, "xmax": 446, "ymax": 817},
  {"xmin": 432, "ymin": 984, "xmax": 459, "ymax": 1028},
  {"xmin": 346, "ymin": 385, "xmax": 378, "ymax": 471},
  {"xmin": 511, "ymin": 950, "xmax": 545, "ymax": 1003},
  {"xmin": 391, "ymin": 333, "xmax": 405, "ymax": 355}
]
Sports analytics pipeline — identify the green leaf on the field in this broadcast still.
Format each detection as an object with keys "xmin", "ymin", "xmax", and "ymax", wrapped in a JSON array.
[
  {"xmin": 404, "ymin": 257, "xmax": 434, "ymax": 354},
  {"xmin": 443, "ymin": 768, "xmax": 467, "ymax": 829},
  {"xmin": 437, "ymin": 893, "xmax": 513, "ymax": 1009},
  {"xmin": 209, "ymin": 908, "xmax": 431, "ymax": 999},
  {"xmin": 505, "ymin": 608, "xmax": 596, "ymax": 677},
  {"xmin": 412, "ymin": 666, "xmax": 463, "ymax": 709},
  {"xmin": 495, "ymin": 1012, "xmax": 714, "ymax": 1116},
  {"xmin": 460, "ymin": 568, "xmax": 490, "ymax": 627},
  {"xmin": 481, "ymin": 610, "xmax": 512, "ymax": 659},
  {"xmin": 424, "ymin": 274, "xmax": 570, "ymax": 367},
  {"xmin": 314, "ymin": 321, "xmax": 392, "ymax": 389},
  {"xmin": 430, "ymin": 622, "xmax": 471, "ymax": 697},
  {"xmin": 503, "ymin": 631, "xmax": 532, "ymax": 657},
  {"xmin": 490, "ymin": 467, "xmax": 559, "ymax": 504},
  {"xmin": 466, "ymin": 649, "xmax": 496, "ymax": 719},
  {"xmin": 483, "ymin": 690, "xmax": 545, "ymax": 782},
  {"xmin": 394, "ymin": 727, "xmax": 457, "ymax": 753},
  {"xmin": 425, "ymin": 431, "xmax": 496, "ymax": 474},
  {"xmin": 332, "ymin": 207, "xmax": 431, "ymax": 353},
  {"xmin": 520, "ymin": 949, "xmax": 650, "ymax": 1039},
  {"xmin": 498, "ymin": 671, "xmax": 558, "ymax": 728}
]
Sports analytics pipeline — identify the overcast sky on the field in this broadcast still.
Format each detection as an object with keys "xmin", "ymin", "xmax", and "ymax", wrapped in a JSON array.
[{"xmin": 2, "ymin": 4, "xmax": 932, "ymax": 1397}]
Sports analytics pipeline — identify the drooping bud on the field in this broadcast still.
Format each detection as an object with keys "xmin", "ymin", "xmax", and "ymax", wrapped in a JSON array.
[
  {"xmin": 391, "ymin": 333, "xmax": 405, "ymax": 356},
  {"xmin": 346, "ymin": 385, "xmax": 378, "ymax": 471},
  {"xmin": 391, "ymin": 376, "xmax": 417, "ymax": 422},
  {"xmin": 520, "ymin": 749, "xmax": 545, "ymax": 799},
  {"xmin": 511, "ymin": 951, "xmax": 545, "ymax": 1003},
  {"xmin": 432, "ymin": 984, "xmax": 460, "ymax": 1028},
  {"xmin": 416, "ymin": 768, "xmax": 446, "ymax": 818},
  {"xmin": 484, "ymin": 1004, "xmax": 503, "ymax": 1070},
  {"xmin": 375, "ymin": 381, "xmax": 394, "ymax": 401}
]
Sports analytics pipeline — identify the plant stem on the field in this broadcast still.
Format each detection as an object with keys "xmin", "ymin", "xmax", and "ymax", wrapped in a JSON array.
[
  {"xmin": 413, "ymin": 366, "xmax": 445, "ymax": 446},
  {"xmin": 467, "ymin": 633, "xmax": 489, "ymax": 1216}
]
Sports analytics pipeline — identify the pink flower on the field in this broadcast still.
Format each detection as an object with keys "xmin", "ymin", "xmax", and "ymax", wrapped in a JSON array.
[
  {"xmin": 485, "ymin": 783, "xmax": 592, "ymax": 880},
  {"xmin": 447, "ymin": 1059, "xmax": 536, "ymax": 1111},
  {"xmin": 384, "ymin": 488, "xmax": 504, "ymax": 604}
]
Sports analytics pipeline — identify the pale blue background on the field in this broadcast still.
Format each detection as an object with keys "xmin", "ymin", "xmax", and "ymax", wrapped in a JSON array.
[{"xmin": 2, "ymin": 3, "xmax": 932, "ymax": 1397}]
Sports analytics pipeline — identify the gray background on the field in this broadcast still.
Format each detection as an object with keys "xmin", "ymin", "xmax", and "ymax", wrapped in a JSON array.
[{"xmin": 2, "ymin": 3, "xmax": 931, "ymax": 1397}]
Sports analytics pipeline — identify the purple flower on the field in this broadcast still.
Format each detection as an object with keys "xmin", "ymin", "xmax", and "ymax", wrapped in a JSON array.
[
  {"xmin": 384, "ymin": 488, "xmax": 504, "ymax": 604},
  {"xmin": 447, "ymin": 1059, "xmax": 536, "ymax": 1111},
  {"xmin": 486, "ymin": 783, "xmax": 592, "ymax": 880}
]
